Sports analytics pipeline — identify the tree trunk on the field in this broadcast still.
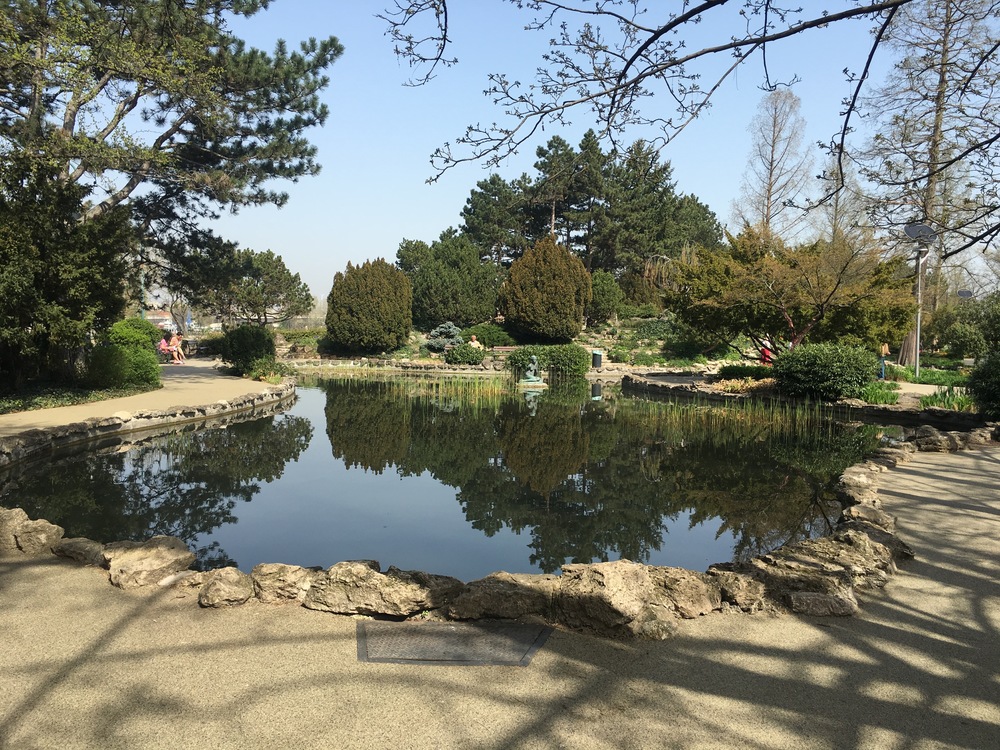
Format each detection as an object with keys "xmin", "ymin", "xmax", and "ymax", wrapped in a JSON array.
[{"xmin": 898, "ymin": 329, "xmax": 917, "ymax": 366}]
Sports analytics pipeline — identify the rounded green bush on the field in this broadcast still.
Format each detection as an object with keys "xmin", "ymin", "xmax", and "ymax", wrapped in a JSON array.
[
  {"xmin": 444, "ymin": 343, "xmax": 486, "ymax": 365},
  {"xmin": 219, "ymin": 325, "xmax": 276, "ymax": 376},
  {"xmin": 940, "ymin": 321, "xmax": 986, "ymax": 359},
  {"xmin": 87, "ymin": 345, "xmax": 159, "ymax": 388},
  {"xmin": 109, "ymin": 317, "xmax": 163, "ymax": 351},
  {"xmin": 426, "ymin": 322, "xmax": 464, "ymax": 353},
  {"xmin": 460, "ymin": 322, "xmax": 515, "ymax": 349},
  {"xmin": 966, "ymin": 355, "xmax": 1000, "ymax": 419},
  {"xmin": 773, "ymin": 343, "xmax": 877, "ymax": 401},
  {"xmin": 87, "ymin": 345, "xmax": 129, "ymax": 388}
]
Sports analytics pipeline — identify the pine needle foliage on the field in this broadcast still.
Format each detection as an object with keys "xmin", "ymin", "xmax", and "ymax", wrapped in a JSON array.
[
  {"xmin": 498, "ymin": 236, "xmax": 591, "ymax": 342},
  {"xmin": 325, "ymin": 259, "xmax": 412, "ymax": 354}
]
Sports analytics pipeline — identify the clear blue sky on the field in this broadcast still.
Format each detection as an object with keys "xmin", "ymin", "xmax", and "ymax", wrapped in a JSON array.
[{"xmin": 214, "ymin": 2, "xmax": 886, "ymax": 299}]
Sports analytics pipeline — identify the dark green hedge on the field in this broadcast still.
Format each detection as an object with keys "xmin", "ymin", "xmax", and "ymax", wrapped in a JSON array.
[
  {"xmin": 444, "ymin": 343, "xmax": 487, "ymax": 365},
  {"xmin": 773, "ymin": 343, "xmax": 877, "ymax": 401},
  {"xmin": 717, "ymin": 364, "xmax": 775, "ymax": 381},
  {"xmin": 506, "ymin": 344, "xmax": 591, "ymax": 377}
]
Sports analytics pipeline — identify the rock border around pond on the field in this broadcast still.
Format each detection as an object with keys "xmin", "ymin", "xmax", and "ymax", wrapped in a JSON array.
[{"xmin": 2, "ymin": 402, "xmax": 996, "ymax": 639}]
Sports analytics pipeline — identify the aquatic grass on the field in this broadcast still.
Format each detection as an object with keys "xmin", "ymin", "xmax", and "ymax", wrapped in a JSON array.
[
  {"xmin": 919, "ymin": 386, "xmax": 976, "ymax": 412},
  {"xmin": 860, "ymin": 381, "xmax": 900, "ymax": 405},
  {"xmin": 618, "ymin": 395, "xmax": 843, "ymax": 453},
  {"xmin": 313, "ymin": 372, "xmax": 516, "ymax": 414}
]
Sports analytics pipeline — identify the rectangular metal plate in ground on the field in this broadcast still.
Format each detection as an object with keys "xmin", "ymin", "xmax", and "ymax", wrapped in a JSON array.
[{"xmin": 357, "ymin": 620, "xmax": 552, "ymax": 666}]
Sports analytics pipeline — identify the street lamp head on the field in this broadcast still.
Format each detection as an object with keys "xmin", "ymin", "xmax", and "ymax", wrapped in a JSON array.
[{"xmin": 904, "ymin": 223, "xmax": 936, "ymax": 243}]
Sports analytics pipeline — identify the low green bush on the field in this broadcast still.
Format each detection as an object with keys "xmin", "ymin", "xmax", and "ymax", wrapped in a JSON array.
[
  {"xmin": 247, "ymin": 355, "xmax": 291, "ymax": 383},
  {"xmin": 219, "ymin": 325, "xmax": 276, "ymax": 376},
  {"xmin": 87, "ymin": 344, "xmax": 160, "ymax": 388},
  {"xmin": 966, "ymin": 355, "xmax": 1000, "ymax": 418},
  {"xmin": 196, "ymin": 332, "xmax": 225, "ymax": 356},
  {"xmin": 89, "ymin": 317, "xmax": 163, "ymax": 388},
  {"xmin": 460, "ymin": 322, "xmax": 516, "ymax": 349},
  {"xmin": 717, "ymin": 364, "xmax": 774, "ymax": 381},
  {"xmin": 632, "ymin": 351, "xmax": 665, "ymax": 367},
  {"xmin": 506, "ymin": 344, "xmax": 591, "ymax": 377},
  {"xmin": 444, "ymin": 343, "xmax": 487, "ymax": 365},
  {"xmin": 109, "ymin": 317, "xmax": 163, "ymax": 350},
  {"xmin": 633, "ymin": 318, "xmax": 674, "ymax": 341},
  {"xmin": 608, "ymin": 346, "xmax": 631, "ymax": 364},
  {"xmin": 279, "ymin": 327, "xmax": 325, "ymax": 347},
  {"xmin": 773, "ymin": 343, "xmax": 877, "ymax": 401}
]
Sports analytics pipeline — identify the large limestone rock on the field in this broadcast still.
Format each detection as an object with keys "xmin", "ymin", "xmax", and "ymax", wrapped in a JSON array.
[
  {"xmin": 912, "ymin": 425, "xmax": 963, "ymax": 452},
  {"xmin": 556, "ymin": 560, "xmax": 683, "ymax": 640},
  {"xmin": 448, "ymin": 571, "xmax": 560, "ymax": 621},
  {"xmin": 198, "ymin": 567, "xmax": 255, "ymax": 608},
  {"xmin": 303, "ymin": 560, "xmax": 464, "ymax": 617},
  {"xmin": 54, "ymin": 537, "xmax": 106, "ymax": 567},
  {"xmin": 0, "ymin": 508, "xmax": 64, "ymax": 557},
  {"xmin": 103, "ymin": 536, "xmax": 196, "ymax": 590},
  {"xmin": 648, "ymin": 566, "xmax": 723, "ymax": 618},
  {"xmin": 706, "ymin": 568, "xmax": 770, "ymax": 613},
  {"xmin": 252, "ymin": 563, "xmax": 319, "ymax": 604}
]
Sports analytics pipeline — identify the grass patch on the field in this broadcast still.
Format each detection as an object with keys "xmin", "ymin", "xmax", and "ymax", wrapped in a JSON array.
[{"xmin": 0, "ymin": 383, "xmax": 161, "ymax": 415}]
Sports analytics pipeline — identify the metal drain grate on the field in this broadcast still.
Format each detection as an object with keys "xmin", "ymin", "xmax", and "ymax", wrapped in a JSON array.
[{"xmin": 357, "ymin": 620, "xmax": 552, "ymax": 666}]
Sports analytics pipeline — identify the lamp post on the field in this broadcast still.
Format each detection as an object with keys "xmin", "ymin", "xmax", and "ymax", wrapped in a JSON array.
[{"xmin": 904, "ymin": 223, "xmax": 936, "ymax": 379}]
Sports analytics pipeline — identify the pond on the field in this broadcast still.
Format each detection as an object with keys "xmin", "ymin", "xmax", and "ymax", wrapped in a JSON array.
[{"xmin": 1, "ymin": 375, "xmax": 890, "ymax": 582}]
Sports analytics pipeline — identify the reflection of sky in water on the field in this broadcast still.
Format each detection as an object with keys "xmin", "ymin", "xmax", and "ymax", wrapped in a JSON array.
[{"xmin": 195, "ymin": 387, "xmax": 737, "ymax": 581}]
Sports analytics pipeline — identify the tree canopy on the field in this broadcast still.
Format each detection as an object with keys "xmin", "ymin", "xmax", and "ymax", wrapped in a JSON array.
[
  {"xmin": 657, "ymin": 226, "xmax": 914, "ymax": 351},
  {"xmin": 198, "ymin": 249, "xmax": 313, "ymax": 327},
  {"xmin": 0, "ymin": 0, "xmax": 342, "ymax": 230},
  {"xmin": 382, "ymin": 1, "xmax": 1000, "ymax": 256}
]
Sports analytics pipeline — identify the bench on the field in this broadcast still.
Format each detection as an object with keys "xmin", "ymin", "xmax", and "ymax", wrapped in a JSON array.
[{"xmin": 491, "ymin": 346, "xmax": 519, "ymax": 356}]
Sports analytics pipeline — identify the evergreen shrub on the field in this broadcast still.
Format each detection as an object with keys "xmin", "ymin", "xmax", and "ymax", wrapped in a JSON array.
[
  {"xmin": 940, "ymin": 321, "xmax": 986, "ymax": 359},
  {"xmin": 967, "ymin": 355, "xmax": 1000, "ymax": 419},
  {"xmin": 87, "ymin": 345, "xmax": 159, "ymax": 388},
  {"xmin": 220, "ymin": 325, "xmax": 276, "ymax": 376},
  {"xmin": 444, "ymin": 343, "xmax": 486, "ymax": 365},
  {"xmin": 773, "ymin": 343, "xmax": 877, "ymax": 401},
  {"xmin": 587, "ymin": 270, "xmax": 625, "ymax": 324},
  {"xmin": 460, "ymin": 322, "xmax": 516, "ymax": 349},
  {"xmin": 498, "ymin": 236, "xmax": 591, "ymax": 342},
  {"xmin": 109, "ymin": 317, "xmax": 163, "ymax": 350},
  {"xmin": 88, "ymin": 318, "xmax": 162, "ymax": 388},
  {"xmin": 426, "ymin": 321, "xmax": 464, "ymax": 352},
  {"xmin": 326, "ymin": 259, "xmax": 412, "ymax": 353}
]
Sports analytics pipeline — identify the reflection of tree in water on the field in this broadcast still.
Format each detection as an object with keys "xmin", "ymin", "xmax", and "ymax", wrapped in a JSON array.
[
  {"xmin": 318, "ymin": 378, "xmax": 881, "ymax": 574},
  {"xmin": 324, "ymin": 380, "xmax": 411, "ymax": 474},
  {"xmin": 498, "ymin": 398, "xmax": 589, "ymax": 499},
  {"xmin": 5, "ymin": 414, "xmax": 313, "ymax": 568}
]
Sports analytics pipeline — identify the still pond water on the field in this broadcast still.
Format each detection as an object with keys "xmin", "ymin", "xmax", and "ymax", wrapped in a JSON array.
[{"xmin": 2, "ymin": 377, "xmax": 889, "ymax": 581}]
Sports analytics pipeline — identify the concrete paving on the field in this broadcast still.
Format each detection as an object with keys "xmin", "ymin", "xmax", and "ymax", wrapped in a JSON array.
[
  {"xmin": 0, "ymin": 366, "xmax": 998, "ymax": 749},
  {"xmin": 0, "ymin": 360, "xmax": 275, "ymax": 438}
]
